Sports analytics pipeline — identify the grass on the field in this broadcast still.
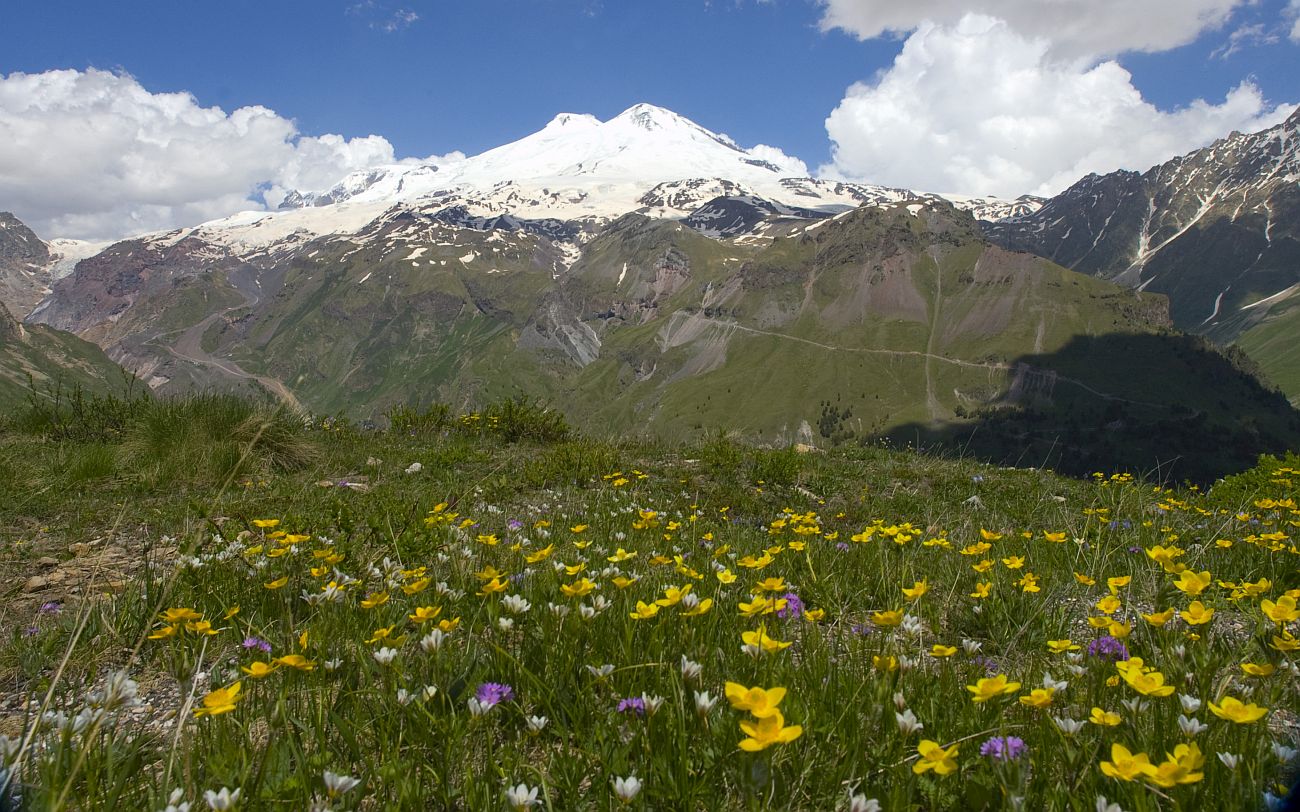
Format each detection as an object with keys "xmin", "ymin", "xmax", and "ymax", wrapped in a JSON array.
[{"xmin": 0, "ymin": 394, "xmax": 1297, "ymax": 810}]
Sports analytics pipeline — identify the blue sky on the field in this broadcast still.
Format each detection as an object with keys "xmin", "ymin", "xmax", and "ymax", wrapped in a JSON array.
[
  {"xmin": 3, "ymin": 1, "xmax": 1299, "ymax": 238},
  {"xmin": 7, "ymin": 0, "xmax": 1297, "ymax": 167}
]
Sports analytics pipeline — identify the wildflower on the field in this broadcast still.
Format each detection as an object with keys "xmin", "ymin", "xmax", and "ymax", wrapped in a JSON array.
[
  {"xmin": 738, "ymin": 710, "xmax": 803, "ymax": 751},
  {"xmin": 775, "ymin": 592, "xmax": 804, "ymax": 619},
  {"xmin": 980, "ymin": 736, "xmax": 1027, "ymax": 761},
  {"xmin": 586, "ymin": 664, "xmax": 615, "ymax": 679},
  {"xmin": 1207, "ymin": 696, "xmax": 1268, "ymax": 724},
  {"xmin": 930, "ymin": 644, "xmax": 958, "ymax": 658},
  {"xmin": 203, "ymin": 787, "xmax": 241, "ymax": 810},
  {"xmin": 1262, "ymin": 595, "xmax": 1299, "ymax": 623},
  {"xmin": 526, "ymin": 715, "xmax": 548, "ymax": 735},
  {"xmin": 617, "ymin": 697, "xmax": 646, "ymax": 717},
  {"xmin": 873, "ymin": 655, "xmax": 898, "ymax": 672},
  {"xmin": 409, "ymin": 606, "xmax": 442, "ymax": 623},
  {"xmin": 902, "ymin": 580, "xmax": 928, "ymax": 600},
  {"xmin": 741, "ymin": 625, "xmax": 792, "ymax": 654},
  {"xmin": 694, "ymin": 690, "xmax": 719, "ymax": 716},
  {"xmin": 505, "ymin": 783, "xmax": 539, "ymax": 811},
  {"xmin": 895, "ymin": 708, "xmax": 924, "ymax": 736},
  {"xmin": 1177, "ymin": 715, "xmax": 1208, "ymax": 735},
  {"xmin": 1053, "ymin": 716, "xmax": 1086, "ymax": 735},
  {"xmin": 271, "ymin": 654, "xmax": 315, "ymax": 671},
  {"xmin": 194, "ymin": 682, "xmax": 242, "ymax": 718},
  {"xmin": 1019, "ymin": 688, "xmax": 1055, "ymax": 708},
  {"xmin": 502, "ymin": 595, "xmax": 531, "ymax": 614},
  {"xmin": 680, "ymin": 594, "xmax": 714, "ymax": 616},
  {"xmin": 161, "ymin": 608, "xmax": 203, "ymax": 624},
  {"xmin": 612, "ymin": 775, "xmax": 642, "ymax": 804},
  {"xmin": 1178, "ymin": 694, "xmax": 1202, "ymax": 713},
  {"xmin": 970, "ymin": 582, "xmax": 992, "ymax": 599},
  {"xmin": 724, "ymin": 683, "xmax": 786, "ymax": 717},
  {"xmin": 323, "ymin": 771, "xmax": 361, "ymax": 798},
  {"xmin": 1100, "ymin": 743, "xmax": 1155, "ymax": 782},
  {"xmin": 561, "ymin": 578, "xmax": 596, "ymax": 598},
  {"xmin": 1090, "ymin": 707, "xmax": 1121, "ymax": 727},
  {"xmin": 848, "ymin": 793, "xmax": 881, "ymax": 812},
  {"xmin": 240, "ymin": 661, "xmax": 276, "ymax": 678},
  {"xmin": 1047, "ymin": 639, "xmax": 1080, "ymax": 654},
  {"xmin": 1179, "ymin": 601, "xmax": 1214, "ymax": 625},
  {"xmin": 1087, "ymin": 636, "xmax": 1129, "ymax": 662},
  {"xmin": 629, "ymin": 600, "xmax": 660, "ymax": 620},
  {"xmin": 359, "ymin": 591, "xmax": 389, "ymax": 608},
  {"xmin": 680, "ymin": 656, "xmax": 703, "ymax": 682},
  {"xmin": 1116, "ymin": 658, "xmax": 1175, "ymax": 697},
  {"xmin": 967, "ymin": 674, "xmax": 1021, "ymax": 703},
  {"xmin": 1141, "ymin": 608, "xmax": 1174, "ymax": 627},
  {"xmin": 1146, "ymin": 743, "xmax": 1205, "ymax": 787},
  {"xmin": 912, "ymin": 740, "xmax": 959, "ymax": 775},
  {"xmin": 1242, "ymin": 662, "xmax": 1276, "ymax": 677},
  {"xmin": 476, "ymin": 682, "xmax": 514, "ymax": 708},
  {"xmin": 373, "ymin": 647, "xmax": 398, "ymax": 666}
]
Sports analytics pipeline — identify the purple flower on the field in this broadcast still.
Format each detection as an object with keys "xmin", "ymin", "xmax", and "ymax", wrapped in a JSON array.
[
  {"xmin": 508, "ymin": 519, "xmax": 524, "ymax": 530},
  {"xmin": 242, "ymin": 636, "xmax": 272, "ymax": 654},
  {"xmin": 777, "ymin": 592, "xmax": 804, "ymax": 620},
  {"xmin": 836, "ymin": 542, "xmax": 850, "ymax": 552},
  {"xmin": 22, "ymin": 626, "xmax": 40, "ymax": 637},
  {"xmin": 1087, "ymin": 636, "xmax": 1129, "ymax": 662},
  {"xmin": 972, "ymin": 655, "xmax": 1001, "ymax": 674},
  {"xmin": 617, "ymin": 697, "xmax": 646, "ymax": 717},
  {"xmin": 38, "ymin": 602, "xmax": 62, "ymax": 615},
  {"xmin": 980, "ymin": 736, "xmax": 1027, "ymax": 761},
  {"xmin": 475, "ymin": 682, "xmax": 514, "ymax": 707}
]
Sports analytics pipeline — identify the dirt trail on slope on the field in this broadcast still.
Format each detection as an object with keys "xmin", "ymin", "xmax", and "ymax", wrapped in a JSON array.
[{"xmin": 151, "ymin": 278, "xmax": 303, "ymax": 412}]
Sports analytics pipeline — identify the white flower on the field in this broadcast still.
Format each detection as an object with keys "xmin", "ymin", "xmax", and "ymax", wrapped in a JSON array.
[
  {"xmin": 505, "ymin": 782, "xmax": 539, "ymax": 811},
  {"xmin": 586, "ymin": 664, "xmax": 614, "ymax": 679},
  {"xmin": 579, "ymin": 604, "xmax": 597, "ymax": 620},
  {"xmin": 404, "ymin": 462, "xmax": 423, "ymax": 474},
  {"xmin": 895, "ymin": 708, "xmax": 924, "ymax": 736},
  {"xmin": 422, "ymin": 685, "xmax": 439, "ymax": 701},
  {"xmin": 1178, "ymin": 694, "xmax": 1202, "ymax": 713},
  {"xmin": 420, "ymin": 630, "xmax": 447, "ymax": 653},
  {"xmin": 323, "ymin": 771, "xmax": 361, "ymax": 798},
  {"xmin": 373, "ymin": 647, "xmax": 398, "ymax": 666},
  {"xmin": 1052, "ymin": 716, "xmax": 1086, "ymax": 735},
  {"xmin": 1066, "ymin": 663, "xmax": 1087, "ymax": 677},
  {"xmin": 502, "ymin": 595, "xmax": 531, "ymax": 614},
  {"xmin": 203, "ymin": 787, "xmax": 241, "ymax": 810},
  {"xmin": 680, "ymin": 593, "xmax": 701, "ymax": 611},
  {"xmin": 590, "ymin": 595, "xmax": 611, "ymax": 613},
  {"xmin": 1120, "ymin": 698, "xmax": 1149, "ymax": 714},
  {"xmin": 612, "ymin": 775, "xmax": 642, "ymax": 804},
  {"xmin": 467, "ymin": 698, "xmax": 492, "ymax": 717},
  {"xmin": 693, "ymin": 691, "xmax": 718, "ymax": 716},
  {"xmin": 1218, "ymin": 752, "xmax": 1240, "ymax": 770},
  {"xmin": 961, "ymin": 638, "xmax": 982, "ymax": 655},
  {"xmin": 161, "ymin": 788, "xmax": 191, "ymax": 812},
  {"xmin": 1274, "ymin": 742, "xmax": 1298, "ymax": 762},
  {"xmin": 526, "ymin": 715, "xmax": 549, "ymax": 735},
  {"xmin": 740, "ymin": 643, "xmax": 763, "ymax": 658},
  {"xmin": 396, "ymin": 688, "xmax": 414, "ymax": 706},
  {"xmin": 324, "ymin": 658, "xmax": 343, "ymax": 671},
  {"xmin": 641, "ymin": 694, "xmax": 665, "ymax": 715},
  {"xmin": 679, "ymin": 656, "xmax": 703, "ymax": 682},
  {"xmin": 549, "ymin": 603, "xmax": 571, "ymax": 618},
  {"xmin": 1042, "ymin": 674, "xmax": 1068, "ymax": 692},
  {"xmin": 900, "ymin": 614, "xmax": 924, "ymax": 637},
  {"xmin": 848, "ymin": 792, "xmax": 881, "ymax": 812},
  {"xmin": 1095, "ymin": 795, "xmax": 1124, "ymax": 812},
  {"xmin": 89, "ymin": 671, "xmax": 140, "ymax": 711},
  {"xmin": 497, "ymin": 617, "xmax": 515, "ymax": 632},
  {"xmin": 892, "ymin": 692, "xmax": 907, "ymax": 711},
  {"xmin": 897, "ymin": 655, "xmax": 917, "ymax": 673},
  {"xmin": 1177, "ymin": 715, "xmax": 1208, "ymax": 736}
]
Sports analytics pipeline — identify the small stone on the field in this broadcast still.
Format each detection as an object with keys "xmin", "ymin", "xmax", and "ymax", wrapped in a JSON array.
[
  {"xmin": 22, "ymin": 575, "xmax": 47, "ymax": 592},
  {"xmin": 36, "ymin": 556, "xmax": 59, "ymax": 568}
]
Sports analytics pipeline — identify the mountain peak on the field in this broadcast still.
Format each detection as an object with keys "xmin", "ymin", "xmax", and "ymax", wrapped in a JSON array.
[
  {"xmin": 612, "ymin": 103, "xmax": 682, "ymax": 130},
  {"xmin": 544, "ymin": 112, "xmax": 600, "ymax": 130}
]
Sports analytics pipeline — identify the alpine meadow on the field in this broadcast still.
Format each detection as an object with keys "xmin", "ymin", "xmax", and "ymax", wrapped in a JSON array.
[{"xmin": 2, "ymin": 2, "xmax": 1300, "ymax": 810}]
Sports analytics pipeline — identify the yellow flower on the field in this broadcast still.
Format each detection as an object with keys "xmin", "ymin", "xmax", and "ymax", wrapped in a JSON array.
[
  {"xmin": 359, "ymin": 591, "xmax": 389, "ymax": 608},
  {"xmin": 716, "ymin": 569, "xmax": 737, "ymax": 584},
  {"xmin": 1019, "ymin": 688, "xmax": 1055, "ymax": 708},
  {"xmin": 902, "ymin": 580, "xmax": 928, "ymax": 600},
  {"xmin": 1106, "ymin": 575, "xmax": 1131, "ymax": 594},
  {"xmin": 474, "ymin": 565, "xmax": 505, "ymax": 581},
  {"xmin": 272, "ymin": 654, "xmax": 315, "ymax": 671},
  {"xmin": 194, "ymin": 682, "xmax": 242, "ymax": 717},
  {"xmin": 611, "ymin": 575, "xmax": 638, "ymax": 589},
  {"xmin": 972, "ymin": 559, "xmax": 995, "ymax": 573},
  {"xmin": 930, "ymin": 644, "xmax": 958, "ymax": 658},
  {"xmin": 263, "ymin": 577, "xmax": 289, "ymax": 590},
  {"xmin": 969, "ymin": 582, "xmax": 992, "ymax": 599},
  {"xmin": 1100, "ymin": 743, "xmax": 1155, "ymax": 782},
  {"xmin": 1271, "ymin": 631, "xmax": 1299, "ymax": 652},
  {"xmin": 252, "ymin": 519, "xmax": 280, "ymax": 529},
  {"xmin": 160, "ymin": 608, "xmax": 203, "ymax": 624},
  {"xmin": 606, "ymin": 548, "xmax": 636, "ymax": 563},
  {"xmin": 1002, "ymin": 556, "xmax": 1024, "ymax": 570},
  {"xmin": 241, "ymin": 661, "xmax": 277, "ymax": 678},
  {"xmin": 1173, "ymin": 570, "xmax": 1211, "ymax": 596},
  {"xmin": 738, "ymin": 595, "xmax": 785, "ymax": 617},
  {"xmin": 1043, "ymin": 531, "xmax": 1067, "ymax": 543},
  {"xmin": 1141, "ymin": 608, "xmax": 1175, "ymax": 627},
  {"xmin": 1089, "ymin": 707, "xmax": 1121, "ymax": 727},
  {"xmin": 1262, "ymin": 595, "xmax": 1300, "ymax": 623},
  {"xmin": 1017, "ymin": 573, "xmax": 1041, "ymax": 593},
  {"xmin": 967, "ymin": 674, "xmax": 1021, "ymax": 703},
  {"xmin": 222, "ymin": 606, "xmax": 240, "ymax": 620},
  {"xmin": 655, "ymin": 585, "xmax": 691, "ymax": 607},
  {"xmin": 1047, "ymin": 639, "xmax": 1080, "ymax": 654},
  {"xmin": 1207, "ymin": 696, "xmax": 1268, "ymax": 724},
  {"xmin": 185, "ymin": 620, "xmax": 219, "ymax": 636},
  {"xmin": 1107, "ymin": 621, "xmax": 1131, "ymax": 639},
  {"xmin": 629, "ymin": 601, "xmax": 660, "ymax": 620},
  {"xmin": 1116, "ymin": 658, "xmax": 1175, "ymax": 697},
  {"xmin": 1146, "ymin": 743, "xmax": 1204, "ymax": 788},
  {"xmin": 803, "ymin": 608, "xmax": 825, "ymax": 622},
  {"xmin": 724, "ymin": 683, "xmax": 786, "ymax": 717},
  {"xmin": 560, "ymin": 578, "xmax": 596, "ymax": 598},
  {"xmin": 401, "ymin": 578, "xmax": 430, "ymax": 596},
  {"xmin": 979, "ymin": 529, "xmax": 1003, "ymax": 541},
  {"xmin": 409, "ymin": 606, "xmax": 442, "ymax": 623},
  {"xmin": 871, "ymin": 610, "xmax": 904, "ymax": 627},
  {"xmin": 1179, "ymin": 601, "xmax": 1214, "ymax": 626},
  {"xmin": 148, "ymin": 624, "xmax": 179, "ymax": 640},
  {"xmin": 1073, "ymin": 572, "xmax": 1096, "ymax": 586},
  {"xmin": 1240, "ymin": 662, "xmax": 1275, "ymax": 678},
  {"xmin": 1095, "ymin": 595, "xmax": 1122, "ymax": 615},
  {"xmin": 742, "ymin": 625, "xmax": 792, "ymax": 653},
  {"xmin": 477, "ymin": 577, "xmax": 508, "ymax": 597},
  {"xmin": 738, "ymin": 710, "xmax": 803, "ymax": 751},
  {"xmin": 873, "ymin": 654, "xmax": 898, "ymax": 672},
  {"xmin": 912, "ymin": 740, "xmax": 959, "ymax": 775}
]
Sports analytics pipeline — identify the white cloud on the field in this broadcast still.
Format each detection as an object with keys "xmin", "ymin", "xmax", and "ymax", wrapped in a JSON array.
[
  {"xmin": 821, "ymin": 15, "xmax": 1295, "ymax": 198},
  {"xmin": 1289, "ymin": 0, "xmax": 1300, "ymax": 41},
  {"xmin": 816, "ymin": 0, "xmax": 1246, "ymax": 59},
  {"xmin": 0, "ymin": 69, "xmax": 435, "ymax": 240}
]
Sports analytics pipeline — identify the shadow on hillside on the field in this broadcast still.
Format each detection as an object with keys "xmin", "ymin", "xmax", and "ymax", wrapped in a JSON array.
[{"xmin": 873, "ymin": 331, "xmax": 1300, "ymax": 485}]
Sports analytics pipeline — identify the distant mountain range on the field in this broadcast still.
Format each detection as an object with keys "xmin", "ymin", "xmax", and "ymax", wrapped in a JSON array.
[{"xmin": 2, "ymin": 103, "xmax": 1297, "ymax": 479}]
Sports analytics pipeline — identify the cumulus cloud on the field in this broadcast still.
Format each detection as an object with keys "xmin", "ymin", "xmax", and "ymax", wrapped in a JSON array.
[
  {"xmin": 1289, "ymin": 0, "xmax": 1300, "ymax": 41},
  {"xmin": 821, "ymin": 15, "xmax": 1295, "ymax": 198},
  {"xmin": 816, "ymin": 0, "xmax": 1245, "ymax": 60},
  {"xmin": 0, "ymin": 69, "xmax": 436, "ymax": 240}
]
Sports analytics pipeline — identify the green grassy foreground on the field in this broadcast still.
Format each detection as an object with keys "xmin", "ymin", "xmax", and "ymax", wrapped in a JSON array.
[{"xmin": 0, "ymin": 394, "xmax": 1297, "ymax": 810}]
